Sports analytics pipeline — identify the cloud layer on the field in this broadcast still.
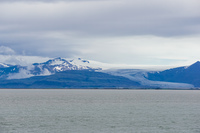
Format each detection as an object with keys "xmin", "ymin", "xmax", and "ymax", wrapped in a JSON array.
[{"xmin": 0, "ymin": 0, "xmax": 200, "ymax": 65}]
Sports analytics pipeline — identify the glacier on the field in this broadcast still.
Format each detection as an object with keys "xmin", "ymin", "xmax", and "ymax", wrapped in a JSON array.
[{"xmin": 104, "ymin": 69, "xmax": 194, "ymax": 89}]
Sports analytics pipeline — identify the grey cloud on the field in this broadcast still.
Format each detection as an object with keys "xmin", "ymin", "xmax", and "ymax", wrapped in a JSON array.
[
  {"xmin": 0, "ymin": 0, "xmax": 105, "ymax": 3},
  {"xmin": 0, "ymin": 32, "xmax": 79, "ymax": 58},
  {"xmin": 0, "ymin": 0, "xmax": 199, "ymax": 37},
  {"xmin": 0, "ymin": 0, "xmax": 200, "ymax": 64}
]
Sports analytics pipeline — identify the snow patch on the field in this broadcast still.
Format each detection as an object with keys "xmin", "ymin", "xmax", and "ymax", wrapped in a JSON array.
[
  {"xmin": 0, "ymin": 63, "xmax": 9, "ymax": 68},
  {"xmin": 53, "ymin": 66, "xmax": 62, "ymax": 71},
  {"xmin": 68, "ymin": 58, "xmax": 101, "ymax": 70},
  {"xmin": 50, "ymin": 60, "xmax": 64, "ymax": 65}
]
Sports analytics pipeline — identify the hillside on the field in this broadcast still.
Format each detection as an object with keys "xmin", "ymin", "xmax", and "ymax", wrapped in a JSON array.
[{"xmin": 0, "ymin": 70, "xmax": 140, "ymax": 89}]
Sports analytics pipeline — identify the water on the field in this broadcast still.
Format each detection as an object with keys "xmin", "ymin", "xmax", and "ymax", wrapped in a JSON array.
[{"xmin": 0, "ymin": 89, "xmax": 200, "ymax": 133}]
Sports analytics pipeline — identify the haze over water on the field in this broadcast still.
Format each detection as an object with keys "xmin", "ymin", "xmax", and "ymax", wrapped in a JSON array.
[{"xmin": 0, "ymin": 89, "xmax": 200, "ymax": 133}]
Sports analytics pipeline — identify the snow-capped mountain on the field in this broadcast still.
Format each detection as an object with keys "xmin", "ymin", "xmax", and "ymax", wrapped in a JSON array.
[
  {"xmin": 31, "ymin": 57, "xmax": 101, "ymax": 74},
  {"xmin": 1, "ymin": 58, "xmax": 200, "ymax": 89},
  {"xmin": 0, "ymin": 57, "xmax": 102, "ymax": 79}
]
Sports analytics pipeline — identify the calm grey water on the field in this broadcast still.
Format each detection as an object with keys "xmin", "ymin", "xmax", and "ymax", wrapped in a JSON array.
[{"xmin": 0, "ymin": 89, "xmax": 200, "ymax": 133}]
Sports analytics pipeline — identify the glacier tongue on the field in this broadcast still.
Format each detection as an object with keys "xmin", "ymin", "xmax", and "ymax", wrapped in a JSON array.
[{"xmin": 105, "ymin": 69, "xmax": 194, "ymax": 89}]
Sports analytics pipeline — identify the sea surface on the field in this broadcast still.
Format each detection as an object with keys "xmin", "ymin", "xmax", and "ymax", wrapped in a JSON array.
[{"xmin": 0, "ymin": 89, "xmax": 200, "ymax": 133}]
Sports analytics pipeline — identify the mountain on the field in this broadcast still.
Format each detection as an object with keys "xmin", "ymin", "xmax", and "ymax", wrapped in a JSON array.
[
  {"xmin": 0, "ymin": 70, "xmax": 140, "ymax": 89},
  {"xmin": 0, "ymin": 57, "xmax": 140, "ymax": 89},
  {"xmin": 0, "ymin": 57, "xmax": 102, "ymax": 79},
  {"xmin": 0, "ymin": 65, "xmax": 26, "ymax": 79},
  {"xmin": 31, "ymin": 57, "xmax": 101, "ymax": 75},
  {"xmin": 0, "ymin": 58, "xmax": 200, "ymax": 89},
  {"xmin": 147, "ymin": 61, "xmax": 200, "ymax": 87},
  {"xmin": 106, "ymin": 69, "xmax": 194, "ymax": 89}
]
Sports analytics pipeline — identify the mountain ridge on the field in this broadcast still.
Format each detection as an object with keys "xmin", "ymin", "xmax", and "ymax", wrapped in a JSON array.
[
  {"xmin": 0, "ymin": 57, "xmax": 102, "ymax": 80},
  {"xmin": 0, "ymin": 57, "xmax": 200, "ymax": 89},
  {"xmin": 147, "ymin": 61, "xmax": 200, "ymax": 87}
]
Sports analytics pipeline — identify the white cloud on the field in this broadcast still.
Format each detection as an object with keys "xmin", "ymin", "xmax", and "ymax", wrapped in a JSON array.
[
  {"xmin": 41, "ymin": 68, "xmax": 51, "ymax": 76},
  {"xmin": 7, "ymin": 68, "xmax": 33, "ymax": 79},
  {"xmin": 0, "ymin": 55, "xmax": 50, "ymax": 65},
  {"xmin": 0, "ymin": 46, "xmax": 15, "ymax": 55},
  {"xmin": 72, "ymin": 35, "xmax": 200, "ymax": 66}
]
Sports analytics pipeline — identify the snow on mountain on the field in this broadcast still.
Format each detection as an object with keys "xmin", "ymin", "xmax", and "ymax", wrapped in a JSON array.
[
  {"xmin": 32, "ymin": 57, "xmax": 101, "ymax": 72},
  {"xmin": 1, "ymin": 58, "xmax": 200, "ymax": 89},
  {"xmin": 4, "ymin": 57, "xmax": 102, "ymax": 79},
  {"xmin": 0, "ymin": 63, "xmax": 10, "ymax": 68},
  {"xmin": 68, "ymin": 58, "xmax": 103, "ymax": 70}
]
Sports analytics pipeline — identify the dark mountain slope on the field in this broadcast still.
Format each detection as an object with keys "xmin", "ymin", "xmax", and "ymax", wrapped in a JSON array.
[
  {"xmin": 0, "ymin": 70, "xmax": 140, "ymax": 89},
  {"xmin": 147, "ymin": 61, "xmax": 200, "ymax": 87}
]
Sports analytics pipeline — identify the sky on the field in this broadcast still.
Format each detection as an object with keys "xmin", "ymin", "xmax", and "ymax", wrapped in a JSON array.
[{"xmin": 0, "ymin": 0, "xmax": 200, "ymax": 66}]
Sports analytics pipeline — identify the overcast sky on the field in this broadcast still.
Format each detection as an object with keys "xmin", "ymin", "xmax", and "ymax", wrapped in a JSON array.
[{"xmin": 0, "ymin": 0, "xmax": 200, "ymax": 66}]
